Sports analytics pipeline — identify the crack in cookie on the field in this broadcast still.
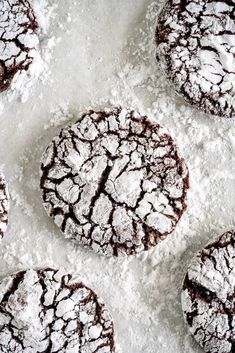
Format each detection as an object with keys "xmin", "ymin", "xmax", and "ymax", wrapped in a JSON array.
[
  {"xmin": 40, "ymin": 107, "xmax": 189, "ymax": 257},
  {"xmin": 156, "ymin": 0, "xmax": 235, "ymax": 118},
  {"xmin": 0, "ymin": 173, "xmax": 9, "ymax": 238},
  {"xmin": 0, "ymin": 0, "xmax": 39, "ymax": 92},
  {"xmin": 182, "ymin": 231, "xmax": 235, "ymax": 353},
  {"xmin": 0, "ymin": 268, "xmax": 115, "ymax": 352}
]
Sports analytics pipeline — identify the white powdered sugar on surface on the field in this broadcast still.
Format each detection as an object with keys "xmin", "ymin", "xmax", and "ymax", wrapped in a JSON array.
[
  {"xmin": 0, "ymin": 1, "xmax": 234, "ymax": 353},
  {"xmin": 0, "ymin": 268, "xmax": 115, "ymax": 352}
]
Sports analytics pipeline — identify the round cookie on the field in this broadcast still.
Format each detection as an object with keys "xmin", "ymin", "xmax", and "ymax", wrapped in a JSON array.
[
  {"xmin": 0, "ymin": 268, "xmax": 115, "ymax": 352},
  {"xmin": 0, "ymin": 0, "xmax": 39, "ymax": 92},
  {"xmin": 156, "ymin": 0, "xmax": 235, "ymax": 118},
  {"xmin": 182, "ymin": 231, "xmax": 235, "ymax": 353},
  {"xmin": 40, "ymin": 107, "xmax": 189, "ymax": 256},
  {"xmin": 0, "ymin": 174, "xmax": 9, "ymax": 238}
]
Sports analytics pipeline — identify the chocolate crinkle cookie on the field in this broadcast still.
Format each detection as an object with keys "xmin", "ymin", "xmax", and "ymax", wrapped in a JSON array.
[
  {"xmin": 0, "ymin": 268, "xmax": 115, "ymax": 353},
  {"xmin": 0, "ymin": 0, "xmax": 39, "ymax": 92},
  {"xmin": 40, "ymin": 107, "xmax": 189, "ymax": 257},
  {"xmin": 0, "ymin": 174, "xmax": 9, "ymax": 238},
  {"xmin": 156, "ymin": 0, "xmax": 235, "ymax": 118},
  {"xmin": 182, "ymin": 231, "xmax": 235, "ymax": 353}
]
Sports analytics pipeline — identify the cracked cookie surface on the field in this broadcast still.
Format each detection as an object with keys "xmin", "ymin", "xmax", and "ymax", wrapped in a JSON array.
[
  {"xmin": 40, "ymin": 107, "xmax": 189, "ymax": 256},
  {"xmin": 182, "ymin": 231, "xmax": 235, "ymax": 353},
  {"xmin": 156, "ymin": 0, "xmax": 235, "ymax": 118},
  {"xmin": 0, "ymin": 268, "xmax": 115, "ymax": 353},
  {"xmin": 0, "ymin": 174, "xmax": 9, "ymax": 239},
  {"xmin": 0, "ymin": 0, "xmax": 39, "ymax": 92}
]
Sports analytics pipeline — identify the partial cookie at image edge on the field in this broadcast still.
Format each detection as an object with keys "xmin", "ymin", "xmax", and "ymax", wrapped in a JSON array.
[
  {"xmin": 182, "ymin": 230, "xmax": 235, "ymax": 353},
  {"xmin": 155, "ymin": 0, "xmax": 235, "ymax": 118},
  {"xmin": 0, "ymin": 0, "xmax": 39, "ymax": 93},
  {"xmin": 0, "ymin": 267, "xmax": 115, "ymax": 353}
]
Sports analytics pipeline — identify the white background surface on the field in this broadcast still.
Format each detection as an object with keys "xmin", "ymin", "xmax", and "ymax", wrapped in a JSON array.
[{"xmin": 0, "ymin": 1, "xmax": 235, "ymax": 352}]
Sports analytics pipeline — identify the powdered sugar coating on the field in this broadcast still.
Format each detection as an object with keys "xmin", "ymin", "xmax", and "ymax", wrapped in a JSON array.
[
  {"xmin": 0, "ymin": 0, "xmax": 39, "ymax": 92},
  {"xmin": 182, "ymin": 231, "xmax": 235, "ymax": 353},
  {"xmin": 40, "ymin": 107, "xmax": 189, "ymax": 257},
  {"xmin": 0, "ymin": 174, "xmax": 9, "ymax": 239},
  {"xmin": 156, "ymin": 0, "xmax": 235, "ymax": 118},
  {"xmin": 0, "ymin": 268, "xmax": 115, "ymax": 352}
]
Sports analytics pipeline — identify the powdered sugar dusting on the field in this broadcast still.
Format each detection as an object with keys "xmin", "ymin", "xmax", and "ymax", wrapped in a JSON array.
[
  {"xmin": 0, "ymin": 268, "xmax": 115, "ymax": 352},
  {"xmin": 0, "ymin": 0, "xmax": 56, "ymax": 106},
  {"xmin": 0, "ymin": 1, "xmax": 234, "ymax": 353},
  {"xmin": 0, "ymin": 0, "xmax": 39, "ymax": 93},
  {"xmin": 182, "ymin": 231, "xmax": 235, "ymax": 353},
  {"xmin": 156, "ymin": 0, "xmax": 235, "ymax": 118},
  {"xmin": 40, "ymin": 107, "xmax": 189, "ymax": 256}
]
